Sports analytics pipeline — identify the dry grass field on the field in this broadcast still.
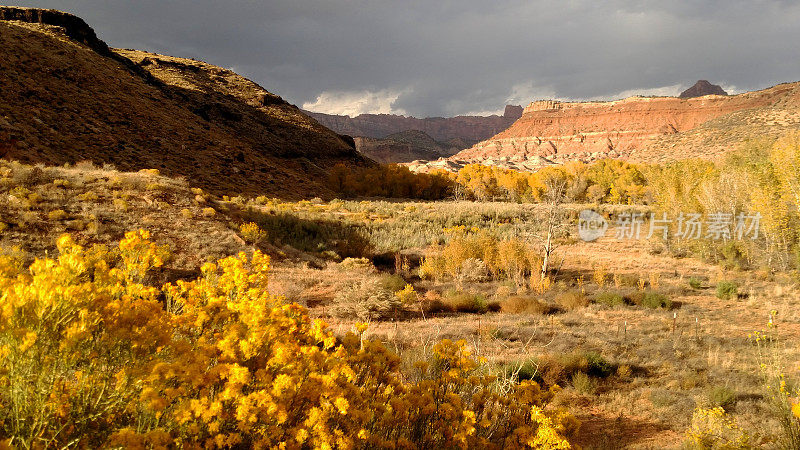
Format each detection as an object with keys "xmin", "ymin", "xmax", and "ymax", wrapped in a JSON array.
[{"xmin": 2, "ymin": 159, "xmax": 799, "ymax": 448}]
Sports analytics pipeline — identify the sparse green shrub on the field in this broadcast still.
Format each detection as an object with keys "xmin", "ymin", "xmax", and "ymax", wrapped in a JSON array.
[
  {"xmin": 615, "ymin": 273, "xmax": 640, "ymax": 287},
  {"xmin": 719, "ymin": 241, "xmax": 747, "ymax": 270},
  {"xmin": 581, "ymin": 351, "xmax": 614, "ymax": 378},
  {"xmin": 641, "ymin": 291, "xmax": 672, "ymax": 309},
  {"xmin": 378, "ymin": 273, "xmax": 407, "ymax": 293},
  {"xmin": 594, "ymin": 291, "xmax": 626, "ymax": 307},
  {"xmin": 503, "ymin": 361, "xmax": 540, "ymax": 383},
  {"xmin": 716, "ymin": 281, "xmax": 739, "ymax": 300},
  {"xmin": 536, "ymin": 350, "xmax": 614, "ymax": 387},
  {"xmin": 707, "ymin": 385, "xmax": 737, "ymax": 410},
  {"xmin": 689, "ymin": 277, "xmax": 703, "ymax": 289}
]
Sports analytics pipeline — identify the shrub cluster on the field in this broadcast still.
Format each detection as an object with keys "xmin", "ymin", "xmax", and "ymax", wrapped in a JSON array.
[
  {"xmin": 0, "ymin": 231, "xmax": 578, "ymax": 448},
  {"xmin": 419, "ymin": 231, "xmax": 542, "ymax": 286},
  {"xmin": 328, "ymin": 163, "xmax": 453, "ymax": 200}
]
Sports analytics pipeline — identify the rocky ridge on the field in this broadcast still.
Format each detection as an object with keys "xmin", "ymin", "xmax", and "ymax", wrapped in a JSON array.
[
  {"xmin": 408, "ymin": 81, "xmax": 800, "ymax": 172},
  {"xmin": 0, "ymin": 7, "xmax": 369, "ymax": 197},
  {"xmin": 306, "ymin": 105, "xmax": 523, "ymax": 163},
  {"xmin": 352, "ymin": 130, "xmax": 464, "ymax": 164}
]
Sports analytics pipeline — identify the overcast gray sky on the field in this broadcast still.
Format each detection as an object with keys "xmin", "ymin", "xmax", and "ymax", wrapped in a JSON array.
[{"xmin": 14, "ymin": 0, "xmax": 800, "ymax": 117}]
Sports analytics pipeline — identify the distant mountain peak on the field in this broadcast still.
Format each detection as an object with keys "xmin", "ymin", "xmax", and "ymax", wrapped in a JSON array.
[{"xmin": 679, "ymin": 80, "xmax": 728, "ymax": 98}]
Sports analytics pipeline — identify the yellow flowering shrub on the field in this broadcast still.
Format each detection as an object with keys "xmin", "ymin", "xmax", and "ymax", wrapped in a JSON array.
[
  {"xmin": 751, "ymin": 318, "xmax": 800, "ymax": 448},
  {"xmin": 0, "ymin": 232, "xmax": 171, "ymax": 448},
  {"xmin": 239, "ymin": 221, "xmax": 267, "ymax": 244},
  {"xmin": 685, "ymin": 406, "xmax": 749, "ymax": 449},
  {"xmin": 0, "ymin": 230, "xmax": 577, "ymax": 449}
]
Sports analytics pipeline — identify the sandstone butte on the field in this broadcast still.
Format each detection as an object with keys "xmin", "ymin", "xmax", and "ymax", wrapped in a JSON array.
[{"xmin": 410, "ymin": 81, "xmax": 800, "ymax": 173}]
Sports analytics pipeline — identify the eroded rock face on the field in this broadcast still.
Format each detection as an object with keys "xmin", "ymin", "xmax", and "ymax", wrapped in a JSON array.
[
  {"xmin": 354, "ymin": 130, "xmax": 464, "ymax": 164},
  {"xmin": 679, "ymin": 80, "xmax": 728, "ymax": 98},
  {"xmin": 423, "ymin": 82, "xmax": 800, "ymax": 172},
  {"xmin": 306, "ymin": 106, "xmax": 522, "ymax": 142}
]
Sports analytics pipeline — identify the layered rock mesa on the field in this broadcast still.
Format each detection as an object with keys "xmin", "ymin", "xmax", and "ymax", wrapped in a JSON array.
[
  {"xmin": 441, "ymin": 81, "xmax": 800, "ymax": 170},
  {"xmin": 0, "ymin": 7, "xmax": 369, "ymax": 197}
]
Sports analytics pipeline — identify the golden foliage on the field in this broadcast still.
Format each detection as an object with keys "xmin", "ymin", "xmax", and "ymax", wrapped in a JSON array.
[
  {"xmin": 685, "ymin": 407, "xmax": 749, "ymax": 449},
  {"xmin": 239, "ymin": 221, "xmax": 267, "ymax": 244},
  {"xmin": 420, "ymin": 231, "xmax": 541, "ymax": 286},
  {"xmin": 329, "ymin": 163, "xmax": 453, "ymax": 200},
  {"xmin": 0, "ymin": 231, "xmax": 577, "ymax": 448}
]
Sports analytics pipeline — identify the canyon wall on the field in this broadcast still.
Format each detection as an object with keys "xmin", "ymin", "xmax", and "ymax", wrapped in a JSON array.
[
  {"xmin": 306, "ymin": 106, "xmax": 522, "ymax": 142},
  {"xmin": 442, "ymin": 82, "xmax": 800, "ymax": 171}
]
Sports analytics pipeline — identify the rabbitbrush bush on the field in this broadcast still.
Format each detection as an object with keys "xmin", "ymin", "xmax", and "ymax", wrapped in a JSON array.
[{"xmin": 0, "ymin": 230, "xmax": 578, "ymax": 448}]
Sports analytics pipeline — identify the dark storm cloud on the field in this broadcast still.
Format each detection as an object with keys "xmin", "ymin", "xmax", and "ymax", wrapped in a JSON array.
[{"xmin": 13, "ymin": 0, "xmax": 800, "ymax": 117}]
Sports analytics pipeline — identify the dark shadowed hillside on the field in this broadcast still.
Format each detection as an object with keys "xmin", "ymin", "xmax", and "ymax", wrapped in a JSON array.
[{"xmin": 0, "ymin": 7, "xmax": 371, "ymax": 198}]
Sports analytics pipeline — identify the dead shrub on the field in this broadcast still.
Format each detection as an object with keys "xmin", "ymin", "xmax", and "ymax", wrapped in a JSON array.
[
  {"xmin": 441, "ymin": 290, "xmax": 499, "ymax": 314},
  {"xmin": 500, "ymin": 296, "xmax": 555, "ymax": 315},
  {"xmin": 554, "ymin": 290, "xmax": 590, "ymax": 310},
  {"xmin": 330, "ymin": 277, "xmax": 403, "ymax": 320}
]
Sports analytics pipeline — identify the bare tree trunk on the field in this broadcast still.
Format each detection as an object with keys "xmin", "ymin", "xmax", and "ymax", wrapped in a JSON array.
[
  {"xmin": 541, "ymin": 222, "xmax": 553, "ymax": 280},
  {"xmin": 539, "ymin": 176, "xmax": 566, "ymax": 280}
]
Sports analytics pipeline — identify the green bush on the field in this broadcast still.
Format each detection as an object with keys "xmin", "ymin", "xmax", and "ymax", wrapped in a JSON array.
[
  {"xmin": 641, "ymin": 291, "xmax": 673, "ymax": 309},
  {"xmin": 594, "ymin": 291, "xmax": 626, "ymax": 307},
  {"xmin": 379, "ymin": 273, "xmax": 407, "ymax": 293},
  {"xmin": 583, "ymin": 351, "xmax": 614, "ymax": 378},
  {"xmin": 716, "ymin": 281, "xmax": 739, "ymax": 300},
  {"xmin": 707, "ymin": 385, "xmax": 737, "ymax": 410},
  {"xmin": 688, "ymin": 277, "xmax": 703, "ymax": 289},
  {"xmin": 503, "ymin": 361, "xmax": 540, "ymax": 383}
]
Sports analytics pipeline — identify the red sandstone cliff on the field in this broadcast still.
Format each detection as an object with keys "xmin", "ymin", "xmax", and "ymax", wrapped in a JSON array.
[{"xmin": 422, "ymin": 82, "xmax": 800, "ymax": 172}]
